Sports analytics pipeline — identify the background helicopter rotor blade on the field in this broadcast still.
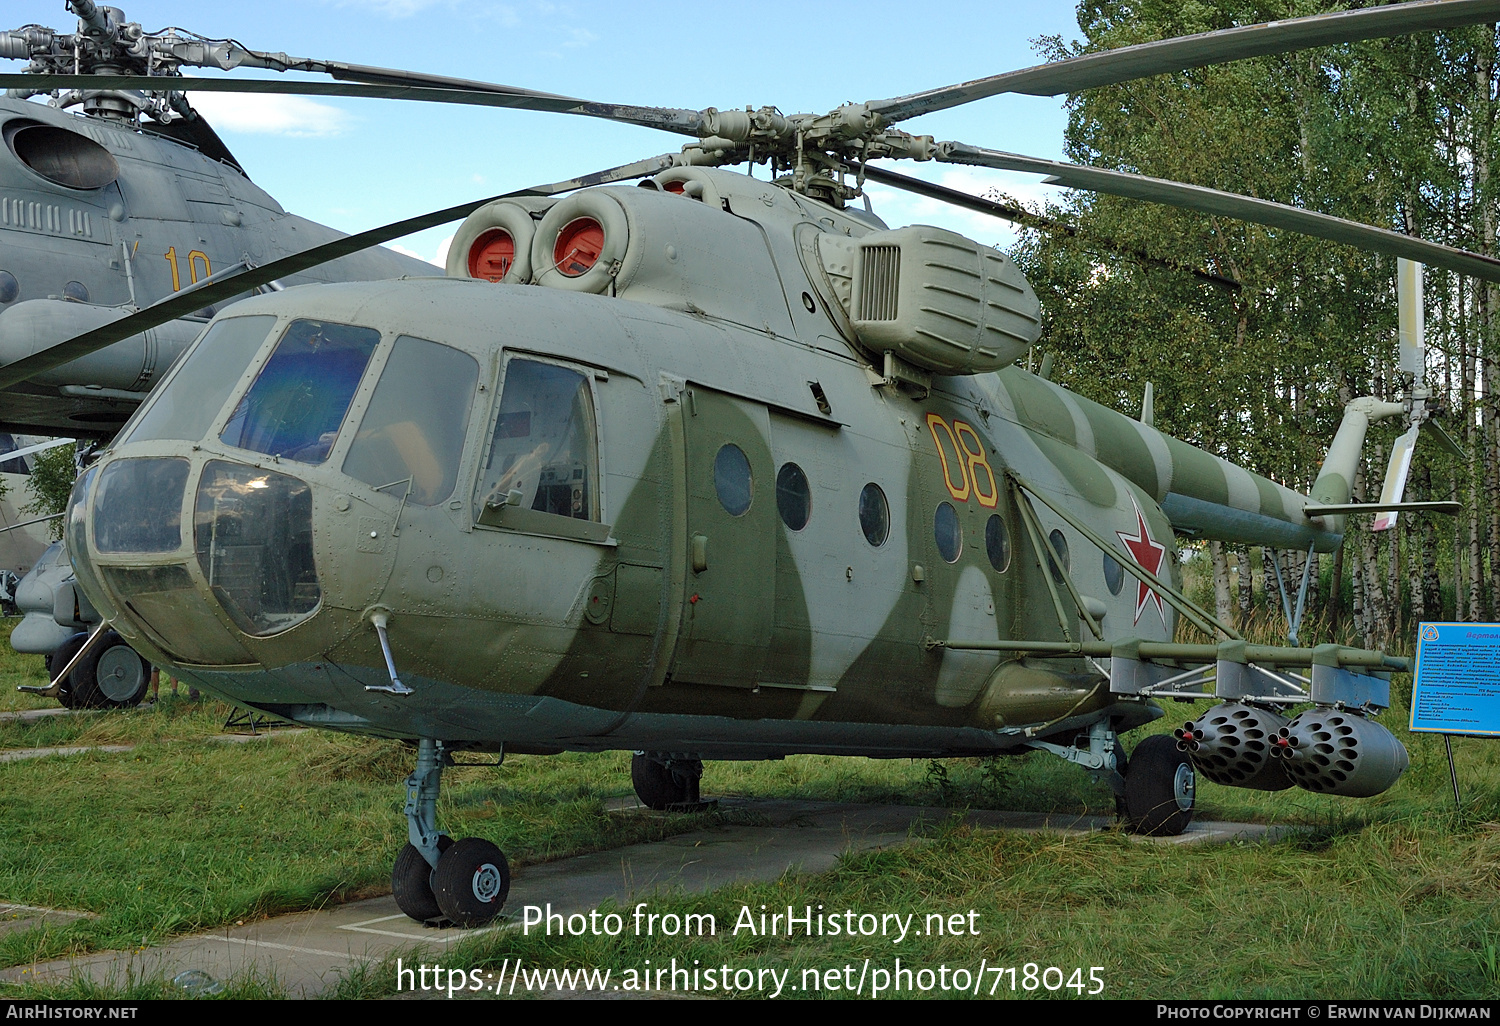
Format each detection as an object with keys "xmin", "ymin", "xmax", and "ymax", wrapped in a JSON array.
[
  {"xmin": 868, "ymin": 0, "xmax": 1500, "ymax": 123},
  {"xmin": 0, "ymin": 152, "xmax": 681, "ymax": 391},
  {"xmin": 0, "ymin": 73, "xmax": 707, "ymax": 136},
  {"xmin": 933, "ymin": 142, "xmax": 1500, "ymax": 284},
  {"xmin": 859, "ymin": 163, "xmax": 1240, "ymax": 290}
]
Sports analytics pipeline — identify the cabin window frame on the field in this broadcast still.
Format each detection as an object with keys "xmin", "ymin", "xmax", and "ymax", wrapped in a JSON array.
[{"xmin": 471, "ymin": 350, "xmax": 608, "ymax": 533}]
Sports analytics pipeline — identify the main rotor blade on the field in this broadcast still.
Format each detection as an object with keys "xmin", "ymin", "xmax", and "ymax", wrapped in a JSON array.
[
  {"xmin": 859, "ymin": 163, "xmax": 1240, "ymax": 289},
  {"xmin": 936, "ymin": 142, "xmax": 1500, "ymax": 284},
  {"xmin": 0, "ymin": 153, "xmax": 680, "ymax": 390},
  {"xmin": 0, "ymin": 73, "xmax": 705, "ymax": 136},
  {"xmin": 870, "ymin": 0, "xmax": 1500, "ymax": 123}
]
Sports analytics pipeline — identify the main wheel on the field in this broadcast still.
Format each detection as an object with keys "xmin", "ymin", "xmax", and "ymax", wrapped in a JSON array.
[
  {"xmin": 1121, "ymin": 734, "xmax": 1195, "ymax": 837},
  {"xmin": 73, "ymin": 634, "xmax": 150, "ymax": 709},
  {"xmin": 433, "ymin": 837, "xmax": 510, "ymax": 927},
  {"xmin": 631, "ymin": 752, "xmax": 699, "ymax": 809},
  {"xmin": 391, "ymin": 835, "xmax": 454, "ymax": 923},
  {"xmin": 46, "ymin": 632, "xmax": 89, "ymax": 710}
]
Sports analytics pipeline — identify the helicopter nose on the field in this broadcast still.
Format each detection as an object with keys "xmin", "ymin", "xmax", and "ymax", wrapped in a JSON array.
[{"xmin": 68, "ymin": 455, "xmax": 321, "ymax": 665}]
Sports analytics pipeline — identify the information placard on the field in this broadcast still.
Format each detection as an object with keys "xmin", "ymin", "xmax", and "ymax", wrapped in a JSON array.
[{"xmin": 1410, "ymin": 622, "xmax": 1500, "ymax": 737}]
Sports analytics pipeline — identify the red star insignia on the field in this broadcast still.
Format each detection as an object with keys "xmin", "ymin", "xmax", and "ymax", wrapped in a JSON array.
[{"xmin": 1116, "ymin": 502, "xmax": 1167, "ymax": 627}]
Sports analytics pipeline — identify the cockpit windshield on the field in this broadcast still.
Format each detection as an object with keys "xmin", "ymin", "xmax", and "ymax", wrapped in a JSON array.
[
  {"xmin": 122, "ymin": 315, "xmax": 276, "ymax": 445},
  {"xmin": 219, "ymin": 319, "xmax": 381, "ymax": 464}
]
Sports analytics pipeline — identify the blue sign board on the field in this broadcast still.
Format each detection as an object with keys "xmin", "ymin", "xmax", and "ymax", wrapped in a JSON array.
[{"xmin": 1411, "ymin": 622, "xmax": 1500, "ymax": 737}]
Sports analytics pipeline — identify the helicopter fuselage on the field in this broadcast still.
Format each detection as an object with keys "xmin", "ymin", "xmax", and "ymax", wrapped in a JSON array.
[{"xmin": 65, "ymin": 167, "xmax": 1348, "ymax": 759}]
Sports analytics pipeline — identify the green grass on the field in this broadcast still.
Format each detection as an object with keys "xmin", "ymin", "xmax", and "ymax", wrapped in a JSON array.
[{"xmin": 2, "ymin": 616, "xmax": 1498, "ymax": 999}]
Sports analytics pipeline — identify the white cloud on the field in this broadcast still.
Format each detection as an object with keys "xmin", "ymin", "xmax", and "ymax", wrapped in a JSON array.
[
  {"xmin": 186, "ymin": 92, "xmax": 352, "ymax": 138},
  {"xmin": 388, "ymin": 243, "xmax": 442, "ymax": 268},
  {"xmin": 434, "ymin": 234, "xmax": 454, "ymax": 269}
]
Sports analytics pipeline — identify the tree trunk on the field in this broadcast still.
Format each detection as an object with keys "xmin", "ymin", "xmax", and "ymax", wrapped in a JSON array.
[{"xmin": 1210, "ymin": 540, "xmax": 1233, "ymax": 626}]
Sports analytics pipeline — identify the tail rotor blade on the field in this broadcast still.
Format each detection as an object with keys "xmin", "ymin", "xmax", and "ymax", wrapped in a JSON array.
[{"xmin": 1372, "ymin": 424, "xmax": 1419, "ymax": 532}]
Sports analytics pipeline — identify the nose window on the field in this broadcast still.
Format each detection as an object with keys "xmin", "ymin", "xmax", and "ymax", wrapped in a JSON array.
[
  {"xmin": 342, "ymin": 335, "xmax": 479, "ymax": 506},
  {"xmin": 92, "ymin": 458, "xmax": 190, "ymax": 554},
  {"xmin": 194, "ymin": 461, "xmax": 320, "ymax": 636},
  {"xmin": 220, "ymin": 319, "xmax": 381, "ymax": 464}
]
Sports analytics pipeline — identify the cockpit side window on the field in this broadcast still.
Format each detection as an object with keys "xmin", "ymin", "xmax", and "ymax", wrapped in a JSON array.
[
  {"xmin": 219, "ymin": 319, "xmax": 381, "ymax": 464},
  {"xmin": 474, "ymin": 357, "xmax": 598, "ymax": 522},
  {"xmin": 342, "ymin": 335, "xmax": 479, "ymax": 506}
]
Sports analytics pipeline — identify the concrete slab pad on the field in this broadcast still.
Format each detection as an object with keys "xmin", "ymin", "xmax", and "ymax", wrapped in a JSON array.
[
  {"xmin": 0, "ymin": 903, "xmax": 96, "ymax": 941},
  {"xmin": 0, "ymin": 708, "xmax": 81, "ymax": 723},
  {"xmin": 0, "ymin": 745, "xmax": 133, "ymax": 763},
  {"xmin": 208, "ymin": 729, "xmax": 310, "ymax": 743},
  {"xmin": 0, "ymin": 798, "xmax": 1286, "ymax": 997}
]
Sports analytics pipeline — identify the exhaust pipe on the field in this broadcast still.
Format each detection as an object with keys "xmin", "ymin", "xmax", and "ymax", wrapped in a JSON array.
[{"xmin": 1175, "ymin": 702, "xmax": 1294, "ymax": 791}]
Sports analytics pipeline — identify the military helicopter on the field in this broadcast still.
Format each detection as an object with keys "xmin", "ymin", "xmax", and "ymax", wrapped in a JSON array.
[{"xmin": 4, "ymin": 0, "xmax": 1493, "ymax": 928}]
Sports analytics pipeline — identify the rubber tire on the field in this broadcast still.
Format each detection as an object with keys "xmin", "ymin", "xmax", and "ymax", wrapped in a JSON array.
[
  {"xmin": 391, "ymin": 835, "xmax": 454, "ymax": 923},
  {"xmin": 1121, "ymin": 734, "xmax": 1195, "ymax": 837},
  {"xmin": 46, "ymin": 632, "xmax": 89, "ymax": 710},
  {"xmin": 73, "ymin": 634, "xmax": 149, "ymax": 708},
  {"xmin": 433, "ymin": 837, "xmax": 510, "ymax": 927},
  {"xmin": 631, "ymin": 752, "xmax": 691, "ymax": 810}
]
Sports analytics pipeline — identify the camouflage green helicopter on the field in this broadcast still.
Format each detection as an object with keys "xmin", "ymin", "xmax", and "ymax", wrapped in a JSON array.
[{"xmin": 4, "ymin": 0, "xmax": 1494, "ymax": 928}]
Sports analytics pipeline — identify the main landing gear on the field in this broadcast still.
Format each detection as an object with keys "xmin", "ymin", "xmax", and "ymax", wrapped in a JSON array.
[
  {"xmin": 391, "ymin": 739, "xmax": 511, "ymax": 927},
  {"xmin": 1118, "ymin": 734, "xmax": 1195, "ymax": 837},
  {"xmin": 1027, "ymin": 723, "xmax": 1194, "ymax": 837},
  {"xmin": 631, "ymin": 751, "xmax": 706, "ymax": 810}
]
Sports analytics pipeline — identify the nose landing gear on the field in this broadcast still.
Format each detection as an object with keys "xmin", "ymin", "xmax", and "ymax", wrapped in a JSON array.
[{"xmin": 391, "ymin": 739, "xmax": 511, "ymax": 926}]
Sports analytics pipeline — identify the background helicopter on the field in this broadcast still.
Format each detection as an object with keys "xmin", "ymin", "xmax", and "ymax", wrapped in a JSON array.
[
  {"xmin": 0, "ymin": 1, "xmax": 443, "ymax": 698},
  {"xmin": 5, "ymin": 0, "xmax": 1495, "ymax": 928}
]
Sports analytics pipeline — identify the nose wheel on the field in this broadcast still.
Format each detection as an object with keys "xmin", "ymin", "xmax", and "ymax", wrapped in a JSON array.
[{"xmin": 391, "ymin": 739, "xmax": 510, "ymax": 926}]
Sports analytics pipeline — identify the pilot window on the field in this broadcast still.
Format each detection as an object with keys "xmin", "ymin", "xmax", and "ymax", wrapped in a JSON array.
[
  {"xmin": 343, "ymin": 336, "xmax": 480, "ymax": 506},
  {"xmin": 123, "ymin": 315, "xmax": 277, "ymax": 445},
  {"xmin": 475, "ymin": 358, "xmax": 598, "ymax": 522},
  {"xmin": 220, "ymin": 319, "xmax": 381, "ymax": 464}
]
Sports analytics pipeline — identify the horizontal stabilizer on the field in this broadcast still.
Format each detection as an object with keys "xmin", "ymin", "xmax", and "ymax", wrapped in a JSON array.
[{"xmin": 1304, "ymin": 500, "xmax": 1461, "ymax": 517}]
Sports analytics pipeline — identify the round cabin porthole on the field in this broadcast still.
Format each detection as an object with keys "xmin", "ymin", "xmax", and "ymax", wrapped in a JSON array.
[
  {"xmin": 776, "ymin": 462, "xmax": 811, "ymax": 531},
  {"xmin": 1104, "ymin": 553, "xmax": 1125, "ymax": 595},
  {"xmin": 713, "ymin": 443, "xmax": 753, "ymax": 517},
  {"xmin": 985, "ymin": 515, "xmax": 1010, "ymax": 573},
  {"xmin": 935, "ymin": 502, "xmax": 962, "ymax": 563},
  {"xmin": 859, "ymin": 483, "xmax": 889, "ymax": 547},
  {"xmin": 1048, "ymin": 529, "xmax": 1070, "ymax": 582}
]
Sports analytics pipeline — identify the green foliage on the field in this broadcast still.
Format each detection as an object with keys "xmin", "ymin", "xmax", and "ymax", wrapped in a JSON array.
[
  {"xmin": 1013, "ymin": 1, "xmax": 1500, "ymax": 641},
  {"xmin": 22, "ymin": 443, "xmax": 76, "ymax": 541}
]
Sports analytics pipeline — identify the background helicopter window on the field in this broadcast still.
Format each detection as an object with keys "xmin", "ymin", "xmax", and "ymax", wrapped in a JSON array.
[
  {"xmin": 476, "ymin": 358, "xmax": 597, "ymax": 521},
  {"xmin": 858, "ymin": 483, "xmax": 889, "ymax": 547},
  {"xmin": 343, "ymin": 336, "xmax": 479, "ymax": 506},
  {"xmin": 714, "ymin": 444, "xmax": 753, "ymax": 517},
  {"xmin": 92, "ymin": 458, "xmax": 190, "ymax": 554},
  {"xmin": 775, "ymin": 462, "xmax": 811, "ymax": 530},
  {"xmin": 194, "ymin": 461, "xmax": 320, "ymax": 637},
  {"xmin": 985, "ymin": 514, "xmax": 1011, "ymax": 573},
  {"xmin": 1103, "ymin": 552, "xmax": 1125, "ymax": 595},
  {"xmin": 220, "ymin": 319, "xmax": 382, "ymax": 465},
  {"xmin": 934, "ymin": 501, "xmax": 962, "ymax": 563},
  {"xmin": 123, "ymin": 316, "xmax": 276, "ymax": 445}
]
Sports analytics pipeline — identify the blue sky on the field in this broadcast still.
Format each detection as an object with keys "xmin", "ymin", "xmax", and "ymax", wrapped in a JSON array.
[{"xmin": 7, "ymin": 0, "xmax": 1084, "ymax": 265}]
